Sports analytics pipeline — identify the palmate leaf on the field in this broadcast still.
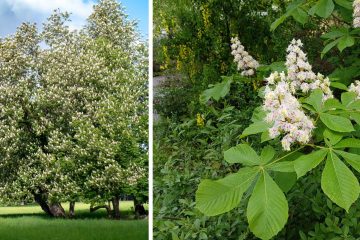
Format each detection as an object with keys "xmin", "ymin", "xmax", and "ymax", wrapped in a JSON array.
[
  {"xmin": 291, "ymin": 7, "xmax": 308, "ymax": 25},
  {"xmin": 273, "ymin": 172, "xmax": 297, "ymax": 193},
  {"xmin": 294, "ymin": 148, "xmax": 328, "ymax": 178},
  {"xmin": 224, "ymin": 144, "xmax": 260, "ymax": 166},
  {"xmin": 196, "ymin": 167, "xmax": 259, "ymax": 216},
  {"xmin": 260, "ymin": 146, "xmax": 275, "ymax": 164},
  {"xmin": 241, "ymin": 121, "xmax": 271, "ymax": 138},
  {"xmin": 319, "ymin": 113, "xmax": 354, "ymax": 132},
  {"xmin": 334, "ymin": 138, "xmax": 360, "ymax": 148},
  {"xmin": 267, "ymin": 161, "xmax": 294, "ymax": 172},
  {"xmin": 321, "ymin": 38, "xmax": 340, "ymax": 58},
  {"xmin": 341, "ymin": 92, "xmax": 357, "ymax": 106},
  {"xmin": 337, "ymin": 35, "xmax": 355, "ymax": 52},
  {"xmin": 323, "ymin": 129, "xmax": 343, "ymax": 145},
  {"xmin": 321, "ymin": 151, "xmax": 360, "ymax": 212},
  {"xmin": 350, "ymin": 112, "xmax": 360, "ymax": 125},
  {"xmin": 199, "ymin": 77, "xmax": 232, "ymax": 104},
  {"xmin": 309, "ymin": 0, "xmax": 334, "ymax": 18},
  {"xmin": 247, "ymin": 171, "xmax": 288, "ymax": 240},
  {"xmin": 304, "ymin": 89, "xmax": 323, "ymax": 112},
  {"xmin": 335, "ymin": 150, "xmax": 360, "ymax": 173}
]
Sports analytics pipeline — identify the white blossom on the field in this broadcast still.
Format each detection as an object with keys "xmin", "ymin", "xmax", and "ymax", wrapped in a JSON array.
[
  {"xmin": 348, "ymin": 80, "xmax": 360, "ymax": 98},
  {"xmin": 285, "ymin": 39, "xmax": 333, "ymax": 100},
  {"xmin": 263, "ymin": 81, "xmax": 315, "ymax": 151},
  {"xmin": 230, "ymin": 36, "xmax": 259, "ymax": 76},
  {"xmin": 354, "ymin": 0, "xmax": 360, "ymax": 28},
  {"xmin": 261, "ymin": 39, "xmax": 336, "ymax": 151}
]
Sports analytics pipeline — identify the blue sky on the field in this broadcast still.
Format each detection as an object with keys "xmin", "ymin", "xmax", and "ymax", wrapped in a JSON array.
[{"xmin": 0, "ymin": 0, "xmax": 148, "ymax": 38}]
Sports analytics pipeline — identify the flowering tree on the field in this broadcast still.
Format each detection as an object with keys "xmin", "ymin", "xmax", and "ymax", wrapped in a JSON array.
[
  {"xmin": 196, "ymin": 2, "xmax": 360, "ymax": 239},
  {"xmin": 0, "ymin": 0, "xmax": 147, "ymax": 219}
]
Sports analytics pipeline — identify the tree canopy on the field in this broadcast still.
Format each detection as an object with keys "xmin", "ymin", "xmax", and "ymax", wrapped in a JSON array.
[{"xmin": 0, "ymin": 0, "xmax": 148, "ymax": 218}]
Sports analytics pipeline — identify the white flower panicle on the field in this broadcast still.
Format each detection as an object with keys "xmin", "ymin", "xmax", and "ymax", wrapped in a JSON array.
[
  {"xmin": 263, "ymin": 80, "xmax": 315, "ymax": 151},
  {"xmin": 262, "ymin": 39, "xmax": 335, "ymax": 151},
  {"xmin": 354, "ymin": 0, "xmax": 360, "ymax": 28},
  {"xmin": 348, "ymin": 80, "xmax": 360, "ymax": 98},
  {"xmin": 285, "ymin": 39, "xmax": 333, "ymax": 101},
  {"xmin": 230, "ymin": 36, "xmax": 259, "ymax": 76}
]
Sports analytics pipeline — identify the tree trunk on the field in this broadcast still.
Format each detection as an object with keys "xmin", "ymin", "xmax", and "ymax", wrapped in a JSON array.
[
  {"xmin": 34, "ymin": 193, "xmax": 53, "ymax": 216},
  {"xmin": 107, "ymin": 201, "xmax": 112, "ymax": 218},
  {"xmin": 49, "ymin": 203, "xmax": 66, "ymax": 217},
  {"xmin": 112, "ymin": 196, "xmax": 120, "ymax": 219},
  {"xmin": 134, "ymin": 199, "xmax": 147, "ymax": 217},
  {"xmin": 33, "ymin": 193, "xmax": 65, "ymax": 217},
  {"xmin": 69, "ymin": 202, "xmax": 75, "ymax": 218}
]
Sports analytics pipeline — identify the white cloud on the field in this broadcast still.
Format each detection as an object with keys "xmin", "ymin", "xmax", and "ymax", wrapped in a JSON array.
[{"xmin": 0, "ymin": 0, "xmax": 97, "ymax": 36}]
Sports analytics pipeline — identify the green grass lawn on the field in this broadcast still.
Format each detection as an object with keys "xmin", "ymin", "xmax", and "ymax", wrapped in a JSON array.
[{"xmin": 0, "ymin": 201, "xmax": 148, "ymax": 240}]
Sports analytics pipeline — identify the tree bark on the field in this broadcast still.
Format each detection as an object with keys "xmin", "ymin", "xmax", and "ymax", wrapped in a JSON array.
[
  {"xmin": 34, "ymin": 193, "xmax": 53, "ymax": 216},
  {"xmin": 112, "ymin": 196, "xmax": 120, "ymax": 219},
  {"xmin": 49, "ymin": 203, "xmax": 66, "ymax": 217},
  {"xmin": 33, "ymin": 193, "xmax": 65, "ymax": 217},
  {"xmin": 134, "ymin": 199, "xmax": 147, "ymax": 217},
  {"xmin": 90, "ymin": 204, "xmax": 112, "ymax": 218},
  {"xmin": 69, "ymin": 202, "xmax": 75, "ymax": 218}
]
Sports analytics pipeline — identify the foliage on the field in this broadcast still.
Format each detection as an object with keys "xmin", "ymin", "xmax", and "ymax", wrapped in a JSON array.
[
  {"xmin": 154, "ymin": 0, "xmax": 360, "ymax": 239},
  {"xmin": 194, "ymin": 0, "xmax": 360, "ymax": 237},
  {"xmin": 153, "ymin": 0, "xmax": 296, "ymax": 118},
  {"xmin": 0, "ymin": 0, "xmax": 148, "ymax": 218}
]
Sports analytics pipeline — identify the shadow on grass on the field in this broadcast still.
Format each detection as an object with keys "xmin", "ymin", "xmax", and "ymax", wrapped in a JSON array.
[{"xmin": 0, "ymin": 209, "xmax": 138, "ymax": 220}]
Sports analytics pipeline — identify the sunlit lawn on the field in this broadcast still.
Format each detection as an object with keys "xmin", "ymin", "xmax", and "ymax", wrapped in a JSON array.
[{"xmin": 0, "ymin": 201, "xmax": 148, "ymax": 240}]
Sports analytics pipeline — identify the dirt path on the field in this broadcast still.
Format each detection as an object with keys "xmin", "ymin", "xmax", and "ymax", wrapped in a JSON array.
[{"xmin": 153, "ymin": 76, "xmax": 166, "ymax": 121}]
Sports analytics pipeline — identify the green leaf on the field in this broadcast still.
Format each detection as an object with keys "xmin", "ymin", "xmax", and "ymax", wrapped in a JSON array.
[
  {"xmin": 334, "ymin": 138, "xmax": 360, "ymax": 148},
  {"xmin": 294, "ymin": 149, "xmax": 328, "ymax": 178},
  {"xmin": 320, "ymin": 113, "xmax": 354, "ymax": 132},
  {"xmin": 334, "ymin": 0, "xmax": 352, "ymax": 9},
  {"xmin": 347, "ymin": 100, "xmax": 360, "ymax": 110},
  {"xmin": 224, "ymin": 144, "xmax": 260, "ymax": 165},
  {"xmin": 171, "ymin": 232, "xmax": 180, "ymax": 240},
  {"xmin": 200, "ymin": 77, "xmax": 232, "ymax": 104},
  {"xmin": 273, "ymin": 172, "xmax": 297, "ymax": 193},
  {"xmin": 321, "ymin": 151, "xmax": 359, "ymax": 211},
  {"xmin": 337, "ymin": 35, "xmax": 355, "ymax": 52},
  {"xmin": 260, "ymin": 146, "xmax": 275, "ymax": 164},
  {"xmin": 304, "ymin": 89, "xmax": 323, "ymax": 112},
  {"xmin": 335, "ymin": 150, "xmax": 360, "ymax": 172},
  {"xmin": 269, "ymin": 61, "xmax": 286, "ymax": 72},
  {"xmin": 312, "ymin": 0, "xmax": 335, "ymax": 18},
  {"xmin": 321, "ymin": 38, "xmax": 340, "ymax": 58},
  {"xmin": 323, "ymin": 98, "xmax": 345, "ymax": 111},
  {"xmin": 196, "ymin": 167, "xmax": 259, "ymax": 216},
  {"xmin": 341, "ymin": 92, "xmax": 356, "ymax": 106},
  {"xmin": 330, "ymin": 82, "xmax": 348, "ymax": 91},
  {"xmin": 261, "ymin": 131, "xmax": 272, "ymax": 143},
  {"xmin": 286, "ymin": 0, "xmax": 305, "ymax": 12},
  {"xmin": 270, "ymin": 14, "xmax": 289, "ymax": 31},
  {"xmin": 291, "ymin": 8, "xmax": 308, "ymax": 25},
  {"xmin": 323, "ymin": 129, "xmax": 343, "ymax": 145},
  {"xmin": 241, "ymin": 121, "xmax": 271, "ymax": 137},
  {"xmin": 251, "ymin": 107, "xmax": 267, "ymax": 122},
  {"xmin": 329, "ymin": 66, "xmax": 360, "ymax": 86},
  {"xmin": 321, "ymin": 27, "xmax": 348, "ymax": 39},
  {"xmin": 267, "ymin": 161, "xmax": 294, "ymax": 172},
  {"xmin": 350, "ymin": 112, "xmax": 360, "ymax": 125},
  {"xmin": 247, "ymin": 171, "xmax": 288, "ymax": 240}
]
